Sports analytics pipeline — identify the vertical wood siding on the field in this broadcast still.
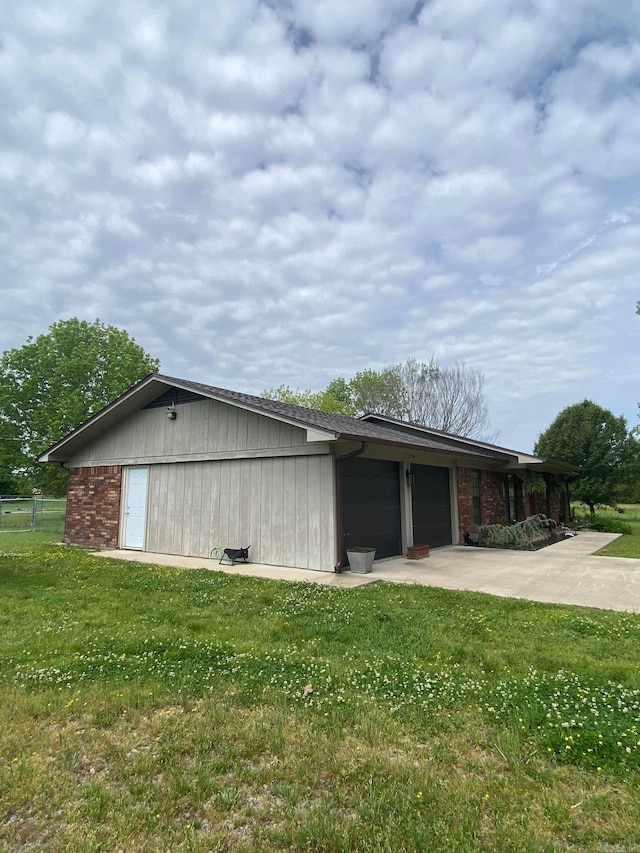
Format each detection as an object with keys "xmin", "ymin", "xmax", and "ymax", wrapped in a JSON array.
[
  {"xmin": 145, "ymin": 455, "xmax": 336, "ymax": 571},
  {"xmin": 69, "ymin": 399, "xmax": 307, "ymax": 465}
]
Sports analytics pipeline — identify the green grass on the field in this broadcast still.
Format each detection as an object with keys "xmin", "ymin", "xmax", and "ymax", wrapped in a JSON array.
[
  {"xmin": 1, "ymin": 533, "xmax": 640, "ymax": 851},
  {"xmin": 572, "ymin": 503, "xmax": 640, "ymax": 558},
  {"xmin": 0, "ymin": 498, "xmax": 66, "ymax": 535}
]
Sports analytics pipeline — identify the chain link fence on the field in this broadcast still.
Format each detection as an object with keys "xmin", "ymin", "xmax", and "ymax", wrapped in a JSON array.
[{"xmin": 0, "ymin": 496, "xmax": 67, "ymax": 535}]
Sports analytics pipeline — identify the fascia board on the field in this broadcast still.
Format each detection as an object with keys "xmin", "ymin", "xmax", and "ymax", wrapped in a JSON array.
[
  {"xmin": 305, "ymin": 427, "xmax": 339, "ymax": 442},
  {"xmin": 505, "ymin": 459, "xmax": 581, "ymax": 475}
]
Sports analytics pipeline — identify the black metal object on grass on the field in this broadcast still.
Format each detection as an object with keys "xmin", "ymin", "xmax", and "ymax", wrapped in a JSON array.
[{"xmin": 219, "ymin": 546, "xmax": 251, "ymax": 565}]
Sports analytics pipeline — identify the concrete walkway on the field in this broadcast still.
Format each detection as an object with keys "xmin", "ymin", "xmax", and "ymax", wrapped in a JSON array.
[
  {"xmin": 97, "ymin": 548, "xmax": 372, "ymax": 588},
  {"xmin": 96, "ymin": 532, "xmax": 640, "ymax": 613}
]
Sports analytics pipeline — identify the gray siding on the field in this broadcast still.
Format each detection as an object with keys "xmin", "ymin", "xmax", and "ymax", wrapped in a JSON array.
[
  {"xmin": 144, "ymin": 456, "xmax": 336, "ymax": 571},
  {"xmin": 69, "ymin": 399, "xmax": 308, "ymax": 466}
]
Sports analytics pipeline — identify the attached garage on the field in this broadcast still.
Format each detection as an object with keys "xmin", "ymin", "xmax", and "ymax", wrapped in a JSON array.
[
  {"xmin": 140, "ymin": 455, "xmax": 335, "ymax": 570},
  {"xmin": 410, "ymin": 463, "xmax": 453, "ymax": 548},
  {"xmin": 341, "ymin": 457, "xmax": 402, "ymax": 559},
  {"xmin": 39, "ymin": 373, "xmax": 576, "ymax": 573}
]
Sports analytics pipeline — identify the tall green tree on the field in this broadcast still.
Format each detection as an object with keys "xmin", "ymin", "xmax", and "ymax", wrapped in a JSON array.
[
  {"xmin": 616, "ymin": 434, "xmax": 640, "ymax": 503},
  {"xmin": 534, "ymin": 400, "xmax": 633, "ymax": 516},
  {"xmin": 262, "ymin": 382, "xmax": 355, "ymax": 415},
  {"xmin": 348, "ymin": 367, "xmax": 408, "ymax": 417},
  {"xmin": 0, "ymin": 318, "xmax": 160, "ymax": 495}
]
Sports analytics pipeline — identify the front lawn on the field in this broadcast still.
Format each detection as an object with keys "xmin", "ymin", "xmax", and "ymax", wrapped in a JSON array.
[
  {"xmin": 1, "ymin": 534, "xmax": 640, "ymax": 851},
  {"xmin": 596, "ymin": 534, "xmax": 640, "ymax": 558},
  {"xmin": 572, "ymin": 503, "xmax": 640, "ymax": 558}
]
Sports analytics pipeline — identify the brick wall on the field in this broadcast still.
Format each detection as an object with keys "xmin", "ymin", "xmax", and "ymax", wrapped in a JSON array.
[
  {"xmin": 529, "ymin": 485, "xmax": 569, "ymax": 524},
  {"xmin": 457, "ymin": 468, "xmax": 509, "ymax": 540},
  {"xmin": 458, "ymin": 467, "xmax": 571, "ymax": 542},
  {"xmin": 530, "ymin": 491, "xmax": 546, "ymax": 516},
  {"xmin": 65, "ymin": 465, "xmax": 123, "ymax": 549},
  {"xmin": 481, "ymin": 471, "xmax": 507, "ymax": 525},
  {"xmin": 456, "ymin": 467, "xmax": 474, "ymax": 543}
]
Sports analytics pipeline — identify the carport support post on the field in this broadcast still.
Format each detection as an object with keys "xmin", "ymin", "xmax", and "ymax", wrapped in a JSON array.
[
  {"xmin": 543, "ymin": 473, "xmax": 551, "ymax": 519},
  {"xmin": 401, "ymin": 462, "xmax": 414, "ymax": 555},
  {"xmin": 449, "ymin": 465, "xmax": 459, "ymax": 545}
]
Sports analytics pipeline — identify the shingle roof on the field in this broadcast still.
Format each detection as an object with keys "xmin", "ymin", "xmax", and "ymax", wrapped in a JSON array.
[
  {"xmin": 41, "ymin": 372, "xmax": 574, "ymax": 471},
  {"xmin": 159, "ymin": 374, "xmax": 513, "ymax": 461},
  {"xmin": 358, "ymin": 412, "xmax": 526, "ymax": 460}
]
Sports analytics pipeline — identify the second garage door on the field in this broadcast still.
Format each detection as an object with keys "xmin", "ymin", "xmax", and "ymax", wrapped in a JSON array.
[{"xmin": 411, "ymin": 464, "xmax": 452, "ymax": 548}]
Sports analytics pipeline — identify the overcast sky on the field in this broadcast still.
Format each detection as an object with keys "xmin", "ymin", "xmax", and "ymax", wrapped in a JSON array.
[{"xmin": 2, "ymin": 0, "xmax": 639, "ymax": 452}]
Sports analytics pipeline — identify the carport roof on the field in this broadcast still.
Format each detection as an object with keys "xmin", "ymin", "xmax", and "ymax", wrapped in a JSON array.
[{"xmin": 38, "ymin": 373, "xmax": 576, "ymax": 474}]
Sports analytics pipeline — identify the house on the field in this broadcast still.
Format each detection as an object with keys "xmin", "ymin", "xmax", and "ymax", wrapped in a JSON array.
[{"xmin": 38, "ymin": 373, "xmax": 576, "ymax": 572}]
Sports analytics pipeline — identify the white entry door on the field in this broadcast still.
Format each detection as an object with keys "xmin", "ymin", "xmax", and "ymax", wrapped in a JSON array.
[{"xmin": 123, "ymin": 467, "xmax": 148, "ymax": 549}]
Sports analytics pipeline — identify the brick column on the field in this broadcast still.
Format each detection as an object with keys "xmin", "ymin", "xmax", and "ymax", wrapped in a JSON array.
[
  {"xmin": 456, "ymin": 467, "xmax": 474, "ymax": 542},
  {"xmin": 65, "ymin": 465, "xmax": 123, "ymax": 549}
]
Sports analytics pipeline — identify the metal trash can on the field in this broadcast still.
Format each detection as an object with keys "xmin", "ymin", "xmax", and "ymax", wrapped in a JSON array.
[{"xmin": 346, "ymin": 547, "xmax": 376, "ymax": 573}]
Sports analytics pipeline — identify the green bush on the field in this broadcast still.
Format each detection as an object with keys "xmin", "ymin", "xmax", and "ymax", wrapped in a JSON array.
[{"xmin": 588, "ymin": 515, "xmax": 633, "ymax": 535}]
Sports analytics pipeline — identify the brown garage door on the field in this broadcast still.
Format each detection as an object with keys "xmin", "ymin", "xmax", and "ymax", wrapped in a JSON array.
[
  {"xmin": 412, "ymin": 464, "xmax": 452, "ymax": 548},
  {"xmin": 342, "ymin": 458, "xmax": 402, "ymax": 559}
]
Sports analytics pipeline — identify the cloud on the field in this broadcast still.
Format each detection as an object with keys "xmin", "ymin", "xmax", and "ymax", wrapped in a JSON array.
[{"xmin": 1, "ymin": 0, "xmax": 639, "ymax": 453}]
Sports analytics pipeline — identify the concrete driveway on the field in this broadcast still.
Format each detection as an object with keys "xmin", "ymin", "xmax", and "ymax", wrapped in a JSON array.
[
  {"xmin": 98, "ymin": 531, "xmax": 640, "ymax": 613},
  {"xmin": 374, "ymin": 532, "xmax": 640, "ymax": 613}
]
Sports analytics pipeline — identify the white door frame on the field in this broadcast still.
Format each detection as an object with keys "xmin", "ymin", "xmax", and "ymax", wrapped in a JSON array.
[{"xmin": 121, "ymin": 466, "xmax": 149, "ymax": 550}]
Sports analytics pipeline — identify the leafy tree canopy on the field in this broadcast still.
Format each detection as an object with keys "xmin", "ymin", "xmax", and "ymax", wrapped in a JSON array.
[
  {"xmin": 534, "ymin": 399, "xmax": 636, "ymax": 514},
  {"xmin": 0, "ymin": 318, "xmax": 160, "ymax": 495},
  {"xmin": 263, "ymin": 357, "xmax": 495, "ymax": 439},
  {"xmin": 262, "ymin": 380, "xmax": 356, "ymax": 416}
]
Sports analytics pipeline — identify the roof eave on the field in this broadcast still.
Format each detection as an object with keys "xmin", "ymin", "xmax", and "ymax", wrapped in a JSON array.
[
  {"xmin": 332, "ymin": 432, "xmax": 515, "ymax": 463},
  {"xmin": 358, "ymin": 412, "xmax": 526, "ymax": 461},
  {"xmin": 505, "ymin": 459, "xmax": 581, "ymax": 476}
]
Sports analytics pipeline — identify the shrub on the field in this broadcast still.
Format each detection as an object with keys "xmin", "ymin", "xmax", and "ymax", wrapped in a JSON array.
[
  {"xmin": 476, "ymin": 514, "xmax": 556, "ymax": 550},
  {"xmin": 587, "ymin": 515, "xmax": 632, "ymax": 535}
]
